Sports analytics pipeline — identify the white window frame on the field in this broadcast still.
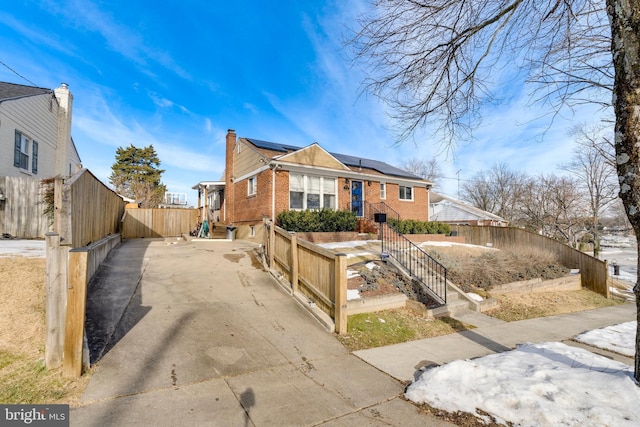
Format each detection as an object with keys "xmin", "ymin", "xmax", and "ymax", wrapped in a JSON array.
[
  {"xmin": 247, "ymin": 176, "xmax": 257, "ymax": 196},
  {"xmin": 289, "ymin": 173, "xmax": 336, "ymax": 210},
  {"xmin": 399, "ymin": 185, "xmax": 413, "ymax": 201},
  {"xmin": 380, "ymin": 182, "xmax": 386, "ymax": 200}
]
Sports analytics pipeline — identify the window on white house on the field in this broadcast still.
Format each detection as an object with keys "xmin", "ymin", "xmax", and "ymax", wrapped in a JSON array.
[
  {"xmin": 250, "ymin": 226, "xmax": 255, "ymax": 237},
  {"xmin": 248, "ymin": 176, "xmax": 257, "ymax": 196},
  {"xmin": 13, "ymin": 130, "xmax": 36, "ymax": 173},
  {"xmin": 289, "ymin": 173, "xmax": 336, "ymax": 210},
  {"xmin": 399, "ymin": 185, "xmax": 413, "ymax": 200},
  {"xmin": 380, "ymin": 183, "xmax": 386, "ymax": 199}
]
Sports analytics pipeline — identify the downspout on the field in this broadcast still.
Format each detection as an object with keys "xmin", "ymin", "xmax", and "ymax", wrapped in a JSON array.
[{"xmin": 270, "ymin": 162, "xmax": 280, "ymax": 221}]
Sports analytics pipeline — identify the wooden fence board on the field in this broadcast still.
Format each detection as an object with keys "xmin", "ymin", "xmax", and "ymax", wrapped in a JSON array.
[
  {"xmin": 451, "ymin": 225, "xmax": 609, "ymax": 297},
  {"xmin": 122, "ymin": 208, "xmax": 198, "ymax": 238}
]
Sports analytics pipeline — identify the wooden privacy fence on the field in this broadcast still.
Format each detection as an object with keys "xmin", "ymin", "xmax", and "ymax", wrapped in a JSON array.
[
  {"xmin": 56, "ymin": 169, "xmax": 125, "ymax": 248},
  {"xmin": 46, "ymin": 169, "xmax": 126, "ymax": 377},
  {"xmin": 451, "ymin": 225, "xmax": 609, "ymax": 297},
  {"xmin": 0, "ymin": 176, "xmax": 51, "ymax": 238},
  {"xmin": 122, "ymin": 208, "xmax": 198, "ymax": 238},
  {"xmin": 263, "ymin": 219, "xmax": 347, "ymax": 334}
]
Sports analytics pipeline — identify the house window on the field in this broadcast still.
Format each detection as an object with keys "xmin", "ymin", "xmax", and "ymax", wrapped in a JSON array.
[
  {"xmin": 250, "ymin": 226, "xmax": 255, "ymax": 237},
  {"xmin": 290, "ymin": 174, "xmax": 304, "ymax": 209},
  {"xmin": 247, "ymin": 176, "xmax": 257, "ymax": 196},
  {"xmin": 380, "ymin": 183, "xmax": 386, "ymax": 199},
  {"xmin": 399, "ymin": 185, "xmax": 413, "ymax": 201},
  {"xmin": 14, "ymin": 130, "xmax": 33, "ymax": 172},
  {"xmin": 289, "ymin": 173, "xmax": 336, "ymax": 210}
]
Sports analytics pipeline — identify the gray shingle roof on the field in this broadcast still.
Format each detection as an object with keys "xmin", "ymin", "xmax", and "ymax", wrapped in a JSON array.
[{"xmin": 0, "ymin": 81, "xmax": 51, "ymax": 102}]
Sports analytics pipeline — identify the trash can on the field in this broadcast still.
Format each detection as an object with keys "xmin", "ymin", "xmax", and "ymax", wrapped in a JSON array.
[
  {"xmin": 612, "ymin": 262, "xmax": 620, "ymax": 276},
  {"xmin": 226, "ymin": 226, "xmax": 237, "ymax": 240}
]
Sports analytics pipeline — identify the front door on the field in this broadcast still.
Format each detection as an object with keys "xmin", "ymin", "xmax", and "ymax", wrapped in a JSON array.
[{"xmin": 351, "ymin": 180, "xmax": 363, "ymax": 217}]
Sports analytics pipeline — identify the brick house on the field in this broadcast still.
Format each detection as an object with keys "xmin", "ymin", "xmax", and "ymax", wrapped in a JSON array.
[{"xmin": 194, "ymin": 129, "xmax": 433, "ymax": 239}]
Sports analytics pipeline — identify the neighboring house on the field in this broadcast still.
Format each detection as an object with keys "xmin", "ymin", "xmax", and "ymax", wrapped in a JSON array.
[
  {"xmin": 194, "ymin": 129, "xmax": 433, "ymax": 238},
  {"xmin": 0, "ymin": 81, "xmax": 81, "ymax": 178},
  {"xmin": 429, "ymin": 192, "xmax": 508, "ymax": 227},
  {"xmin": 0, "ymin": 81, "xmax": 82, "ymax": 238}
]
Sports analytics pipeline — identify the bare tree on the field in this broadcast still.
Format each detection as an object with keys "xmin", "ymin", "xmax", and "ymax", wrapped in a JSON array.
[
  {"xmin": 562, "ymin": 123, "xmax": 619, "ymax": 255},
  {"xmin": 402, "ymin": 158, "xmax": 443, "ymax": 185},
  {"xmin": 350, "ymin": 0, "xmax": 640, "ymax": 381},
  {"xmin": 460, "ymin": 163, "xmax": 527, "ymax": 223}
]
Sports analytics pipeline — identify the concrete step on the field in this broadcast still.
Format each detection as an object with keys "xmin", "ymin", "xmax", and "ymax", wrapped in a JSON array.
[{"xmin": 450, "ymin": 309, "xmax": 506, "ymax": 328}]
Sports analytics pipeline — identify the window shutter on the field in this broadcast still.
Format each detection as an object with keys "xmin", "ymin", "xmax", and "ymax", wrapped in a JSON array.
[
  {"xmin": 32, "ymin": 141, "xmax": 38, "ymax": 174},
  {"xmin": 14, "ymin": 130, "xmax": 21, "ymax": 167}
]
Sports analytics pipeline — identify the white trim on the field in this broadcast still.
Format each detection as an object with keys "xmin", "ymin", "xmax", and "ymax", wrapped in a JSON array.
[
  {"xmin": 247, "ymin": 175, "xmax": 257, "ymax": 196},
  {"xmin": 235, "ymin": 165, "xmax": 269, "ymax": 183},
  {"xmin": 275, "ymin": 161, "xmax": 430, "ymax": 187}
]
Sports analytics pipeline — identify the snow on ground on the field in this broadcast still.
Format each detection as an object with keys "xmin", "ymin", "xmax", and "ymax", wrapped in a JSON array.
[
  {"xmin": 0, "ymin": 239, "xmax": 45, "ymax": 258},
  {"xmin": 600, "ymin": 235, "xmax": 637, "ymax": 288},
  {"xmin": 317, "ymin": 240, "xmax": 380, "ymax": 249},
  {"xmin": 347, "ymin": 289, "xmax": 360, "ymax": 300},
  {"xmin": 406, "ymin": 340, "xmax": 640, "ymax": 427},
  {"xmin": 574, "ymin": 321, "xmax": 636, "ymax": 357},
  {"xmin": 345, "ymin": 252, "xmax": 372, "ymax": 259}
]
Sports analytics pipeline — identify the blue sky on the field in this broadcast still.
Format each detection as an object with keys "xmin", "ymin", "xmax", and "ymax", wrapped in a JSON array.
[{"xmin": 0, "ymin": 0, "xmax": 610, "ymax": 205}]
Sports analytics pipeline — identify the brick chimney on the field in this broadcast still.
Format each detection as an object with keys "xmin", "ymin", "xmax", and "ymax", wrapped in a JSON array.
[
  {"xmin": 224, "ymin": 129, "xmax": 236, "ymax": 224},
  {"xmin": 54, "ymin": 83, "xmax": 73, "ymax": 176}
]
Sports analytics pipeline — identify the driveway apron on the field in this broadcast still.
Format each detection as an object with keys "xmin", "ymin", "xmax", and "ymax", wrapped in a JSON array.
[{"xmin": 71, "ymin": 238, "xmax": 447, "ymax": 426}]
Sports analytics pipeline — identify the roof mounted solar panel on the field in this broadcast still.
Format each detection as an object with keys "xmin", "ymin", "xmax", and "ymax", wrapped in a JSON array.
[
  {"xmin": 245, "ymin": 137, "xmax": 422, "ymax": 180},
  {"xmin": 332, "ymin": 152, "xmax": 422, "ymax": 179},
  {"xmin": 245, "ymin": 138, "xmax": 301, "ymax": 153}
]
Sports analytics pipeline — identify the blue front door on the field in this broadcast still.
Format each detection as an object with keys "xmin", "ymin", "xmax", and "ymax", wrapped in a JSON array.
[{"xmin": 351, "ymin": 180, "xmax": 363, "ymax": 217}]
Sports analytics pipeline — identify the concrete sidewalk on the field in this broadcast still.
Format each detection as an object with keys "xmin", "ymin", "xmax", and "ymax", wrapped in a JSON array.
[
  {"xmin": 71, "ymin": 238, "xmax": 451, "ymax": 427},
  {"xmin": 354, "ymin": 303, "xmax": 636, "ymax": 383}
]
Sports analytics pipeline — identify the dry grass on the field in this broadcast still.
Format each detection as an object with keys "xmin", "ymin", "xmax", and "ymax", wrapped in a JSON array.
[
  {"xmin": 426, "ymin": 245, "xmax": 569, "ymax": 292},
  {"xmin": 0, "ymin": 257, "xmax": 90, "ymax": 405},
  {"xmin": 486, "ymin": 289, "xmax": 622, "ymax": 322}
]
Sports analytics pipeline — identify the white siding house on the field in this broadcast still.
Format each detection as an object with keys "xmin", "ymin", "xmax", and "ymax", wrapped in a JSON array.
[
  {"xmin": 0, "ymin": 82, "xmax": 81, "ymax": 179},
  {"xmin": 1, "ymin": 82, "xmax": 82, "ymax": 238}
]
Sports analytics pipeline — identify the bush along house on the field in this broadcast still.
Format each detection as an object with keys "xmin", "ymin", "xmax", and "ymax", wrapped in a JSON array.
[{"xmin": 193, "ymin": 129, "xmax": 433, "ymax": 240}]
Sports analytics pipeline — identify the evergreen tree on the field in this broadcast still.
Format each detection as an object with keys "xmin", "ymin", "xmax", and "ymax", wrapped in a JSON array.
[{"xmin": 109, "ymin": 144, "xmax": 166, "ymax": 208}]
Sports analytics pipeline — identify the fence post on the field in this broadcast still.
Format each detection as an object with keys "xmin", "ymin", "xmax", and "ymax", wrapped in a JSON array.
[
  {"xmin": 45, "ymin": 232, "xmax": 65, "ymax": 368},
  {"xmin": 334, "ymin": 253, "xmax": 347, "ymax": 335},
  {"xmin": 291, "ymin": 232, "xmax": 298, "ymax": 295},
  {"xmin": 63, "ymin": 249, "xmax": 89, "ymax": 377}
]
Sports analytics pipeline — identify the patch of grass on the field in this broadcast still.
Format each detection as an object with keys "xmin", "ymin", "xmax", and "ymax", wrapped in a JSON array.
[
  {"xmin": 337, "ymin": 308, "xmax": 471, "ymax": 351},
  {"xmin": 486, "ymin": 289, "xmax": 623, "ymax": 322},
  {"xmin": 0, "ymin": 351, "xmax": 67, "ymax": 403},
  {"xmin": 0, "ymin": 257, "xmax": 91, "ymax": 405}
]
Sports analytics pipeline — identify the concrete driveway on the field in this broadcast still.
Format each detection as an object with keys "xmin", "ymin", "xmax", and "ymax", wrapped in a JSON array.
[{"xmin": 71, "ymin": 238, "xmax": 449, "ymax": 426}]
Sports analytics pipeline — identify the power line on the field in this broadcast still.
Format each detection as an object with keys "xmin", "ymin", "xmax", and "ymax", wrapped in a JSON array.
[{"xmin": 0, "ymin": 59, "xmax": 38, "ymax": 87}]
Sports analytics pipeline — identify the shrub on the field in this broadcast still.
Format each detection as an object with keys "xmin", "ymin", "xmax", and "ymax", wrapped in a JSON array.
[
  {"xmin": 388, "ymin": 218, "xmax": 450, "ymax": 235},
  {"xmin": 277, "ymin": 209, "xmax": 357, "ymax": 232}
]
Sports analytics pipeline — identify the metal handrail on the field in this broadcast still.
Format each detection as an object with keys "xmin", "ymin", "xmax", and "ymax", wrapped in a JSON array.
[{"xmin": 379, "ymin": 220, "xmax": 447, "ymax": 306}]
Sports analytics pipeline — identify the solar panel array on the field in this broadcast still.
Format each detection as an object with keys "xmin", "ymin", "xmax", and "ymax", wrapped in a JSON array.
[{"xmin": 245, "ymin": 138, "xmax": 423, "ymax": 180}]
